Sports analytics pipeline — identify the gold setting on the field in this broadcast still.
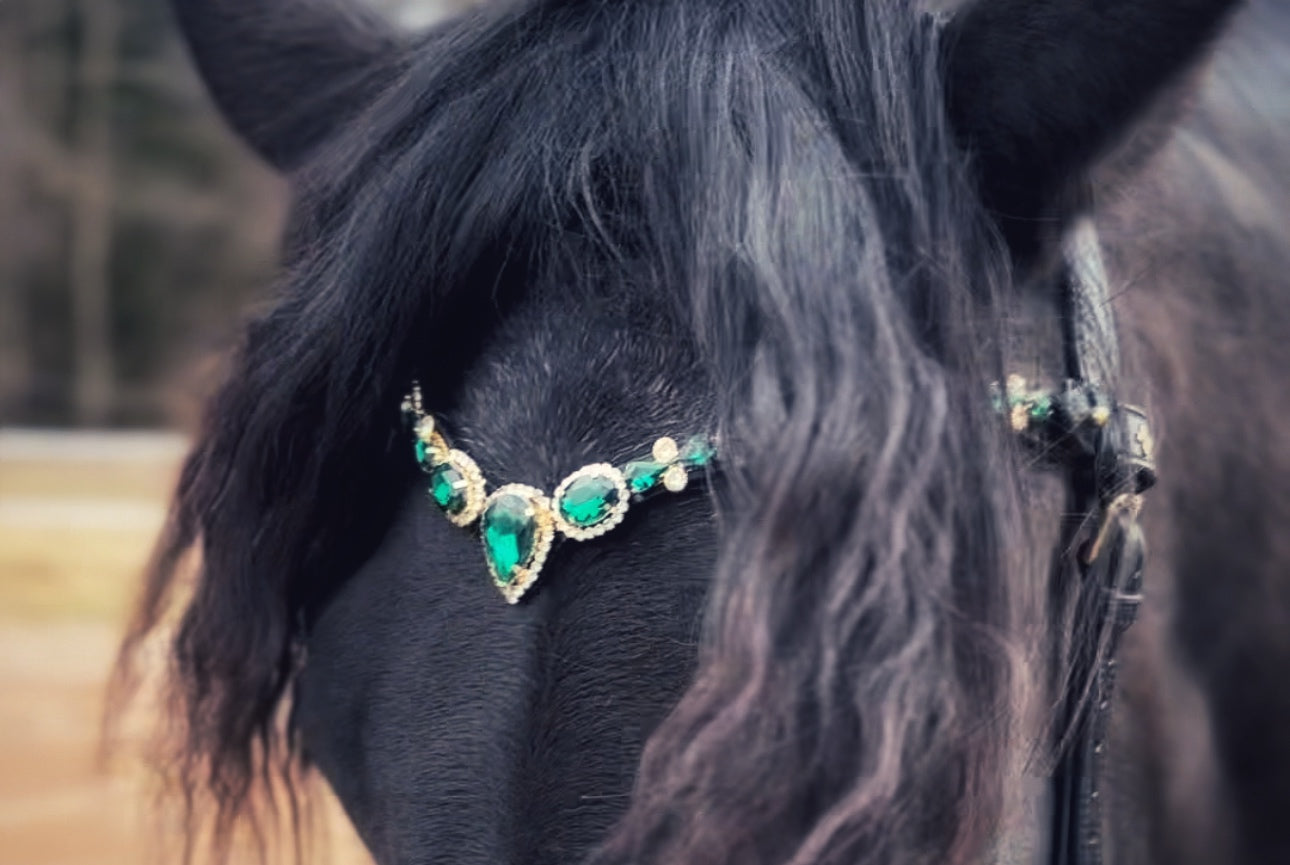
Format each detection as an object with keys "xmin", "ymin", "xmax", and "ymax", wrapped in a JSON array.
[
  {"xmin": 484, "ymin": 484, "xmax": 556, "ymax": 605},
  {"xmin": 442, "ymin": 448, "xmax": 487, "ymax": 528},
  {"xmin": 418, "ymin": 426, "xmax": 451, "ymax": 464},
  {"xmin": 550, "ymin": 464, "xmax": 631, "ymax": 541}
]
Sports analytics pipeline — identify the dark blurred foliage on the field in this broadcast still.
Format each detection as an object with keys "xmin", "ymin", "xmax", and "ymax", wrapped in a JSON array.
[{"xmin": 0, "ymin": 0, "xmax": 287, "ymax": 428}]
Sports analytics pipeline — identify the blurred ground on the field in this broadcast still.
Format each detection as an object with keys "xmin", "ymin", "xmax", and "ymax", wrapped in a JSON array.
[{"xmin": 0, "ymin": 430, "xmax": 373, "ymax": 865}]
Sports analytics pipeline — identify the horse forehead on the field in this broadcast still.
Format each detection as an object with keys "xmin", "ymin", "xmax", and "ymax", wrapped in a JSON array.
[{"xmin": 447, "ymin": 289, "xmax": 709, "ymax": 480}]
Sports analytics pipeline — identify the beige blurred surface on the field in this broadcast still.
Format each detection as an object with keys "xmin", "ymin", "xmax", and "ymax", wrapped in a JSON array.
[{"xmin": 0, "ymin": 430, "xmax": 374, "ymax": 865}]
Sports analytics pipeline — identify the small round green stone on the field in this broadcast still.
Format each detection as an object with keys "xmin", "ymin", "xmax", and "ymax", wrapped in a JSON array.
[
  {"xmin": 415, "ymin": 439, "xmax": 434, "ymax": 470},
  {"xmin": 481, "ymin": 494, "xmax": 537, "ymax": 584},
  {"xmin": 429, "ymin": 463, "xmax": 467, "ymax": 515},
  {"xmin": 623, "ymin": 460, "xmax": 666, "ymax": 494},
  {"xmin": 558, "ymin": 475, "xmax": 620, "ymax": 528},
  {"xmin": 679, "ymin": 435, "xmax": 715, "ymax": 467},
  {"xmin": 1029, "ymin": 395, "xmax": 1054, "ymax": 423}
]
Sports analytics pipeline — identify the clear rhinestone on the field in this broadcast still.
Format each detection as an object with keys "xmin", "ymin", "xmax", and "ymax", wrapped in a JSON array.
[
  {"xmin": 652, "ymin": 436, "xmax": 679, "ymax": 463},
  {"xmin": 415, "ymin": 415, "xmax": 437, "ymax": 442},
  {"xmin": 662, "ymin": 464, "xmax": 688, "ymax": 493}
]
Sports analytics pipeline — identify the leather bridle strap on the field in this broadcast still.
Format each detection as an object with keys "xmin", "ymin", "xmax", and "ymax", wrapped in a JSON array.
[{"xmin": 1047, "ymin": 220, "xmax": 1157, "ymax": 865}]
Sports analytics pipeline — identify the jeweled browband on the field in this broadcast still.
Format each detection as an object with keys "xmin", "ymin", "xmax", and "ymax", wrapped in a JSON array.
[{"xmin": 401, "ymin": 381, "xmax": 717, "ymax": 603}]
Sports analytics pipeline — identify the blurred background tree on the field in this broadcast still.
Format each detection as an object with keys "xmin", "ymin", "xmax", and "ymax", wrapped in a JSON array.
[
  {"xmin": 0, "ymin": 0, "xmax": 471, "ymax": 428},
  {"xmin": 0, "ymin": 5, "xmax": 473, "ymax": 864}
]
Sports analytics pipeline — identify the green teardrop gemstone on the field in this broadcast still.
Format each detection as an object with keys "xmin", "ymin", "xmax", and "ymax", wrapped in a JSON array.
[
  {"xmin": 679, "ymin": 435, "xmax": 715, "ymax": 467},
  {"xmin": 415, "ymin": 439, "xmax": 434, "ymax": 470},
  {"xmin": 558, "ymin": 475, "xmax": 620, "ymax": 528},
  {"xmin": 429, "ymin": 462, "xmax": 467, "ymax": 515},
  {"xmin": 481, "ymin": 493, "xmax": 537, "ymax": 584},
  {"xmin": 623, "ymin": 460, "xmax": 666, "ymax": 494}
]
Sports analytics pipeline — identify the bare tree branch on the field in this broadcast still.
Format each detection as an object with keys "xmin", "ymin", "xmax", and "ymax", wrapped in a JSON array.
[
  {"xmin": 68, "ymin": 0, "xmax": 121, "ymax": 425},
  {"xmin": 0, "ymin": 2, "xmax": 32, "ymax": 415}
]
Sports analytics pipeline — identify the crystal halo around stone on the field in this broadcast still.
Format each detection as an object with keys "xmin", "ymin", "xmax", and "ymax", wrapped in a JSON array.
[
  {"xmin": 551, "ymin": 463, "xmax": 630, "ymax": 541},
  {"xmin": 429, "ymin": 449, "xmax": 486, "ymax": 528},
  {"xmin": 480, "ymin": 484, "xmax": 555, "ymax": 605}
]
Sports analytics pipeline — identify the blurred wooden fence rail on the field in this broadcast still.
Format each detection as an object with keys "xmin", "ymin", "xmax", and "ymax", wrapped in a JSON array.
[{"xmin": 0, "ymin": 427, "xmax": 375, "ymax": 864}]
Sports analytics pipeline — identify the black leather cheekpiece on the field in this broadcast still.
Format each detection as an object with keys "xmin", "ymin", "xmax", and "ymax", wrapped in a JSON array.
[{"xmin": 1046, "ymin": 221, "xmax": 1157, "ymax": 865}]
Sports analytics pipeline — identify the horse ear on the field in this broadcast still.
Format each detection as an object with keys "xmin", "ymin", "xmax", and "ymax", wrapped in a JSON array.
[
  {"xmin": 943, "ymin": 0, "xmax": 1242, "ymax": 259},
  {"xmin": 172, "ymin": 0, "xmax": 405, "ymax": 170}
]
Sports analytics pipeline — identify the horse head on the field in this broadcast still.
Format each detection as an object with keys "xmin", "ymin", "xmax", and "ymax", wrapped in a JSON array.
[{"xmin": 120, "ymin": 2, "xmax": 1255, "ymax": 864}]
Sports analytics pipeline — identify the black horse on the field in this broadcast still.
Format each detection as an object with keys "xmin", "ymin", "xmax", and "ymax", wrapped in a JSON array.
[{"xmin": 115, "ymin": 1, "xmax": 1290, "ymax": 864}]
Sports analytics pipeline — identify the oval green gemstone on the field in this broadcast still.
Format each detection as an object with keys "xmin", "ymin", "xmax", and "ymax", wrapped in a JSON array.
[
  {"xmin": 623, "ymin": 460, "xmax": 666, "ymax": 494},
  {"xmin": 429, "ymin": 462, "xmax": 467, "ymax": 515},
  {"xmin": 558, "ymin": 475, "xmax": 620, "ymax": 528},
  {"xmin": 481, "ymin": 494, "xmax": 537, "ymax": 584},
  {"xmin": 415, "ymin": 439, "xmax": 434, "ymax": 470}
]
